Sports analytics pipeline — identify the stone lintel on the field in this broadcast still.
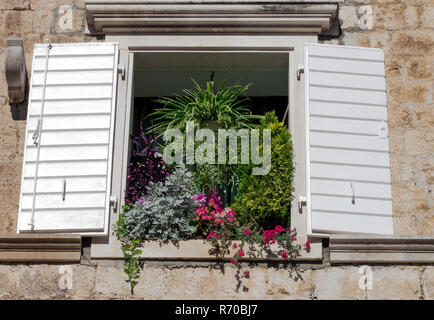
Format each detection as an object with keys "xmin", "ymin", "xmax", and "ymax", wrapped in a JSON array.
[{"xmin": 84, "ymin": 0, "xmax": 341, "ymax": 35}]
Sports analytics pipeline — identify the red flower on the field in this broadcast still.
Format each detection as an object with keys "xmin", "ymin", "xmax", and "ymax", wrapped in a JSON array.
[
  {"xmin": 275, "ymin": 225, "xmax": 284, "ymax": 233},
  {"xmin": 244, "ymin": 270, "xmax": 250, "ymax": 278},
  {"xmin": 243, "ymin": 228, "xmax": 251, "ymax": 236},
  {"xmin": 270, "ymin": 230, "xmax": 276, "ymax": 237},
  {"xmin": 306, "ymin": 240, "xmax": 311, "ymax": 250},
  {"xmin": 281, "ymin": 251, "xmax": 288, "ymax": 259},
  {"xmin": 233, "ymin": 243, "xmax": 238, "ymax": 249},
  {"xmin": 230, "ymin": 258, "xmax": 236, "ymax": 264},
  {"xmin": 238, "ymin": 250, "xmax": 245, "ymax": 257},
  {"xmin": 206, "ymin": 230, "xmax": 217, "ymax": 239},
  {"xmin": 264, "ymin": 237, "xmax": 270, "ymax": 244}
]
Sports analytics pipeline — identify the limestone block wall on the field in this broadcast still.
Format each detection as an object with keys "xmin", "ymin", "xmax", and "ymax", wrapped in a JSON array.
[
  {"xmin": 0, "ymin": 0, "xmax": 432, "ymax": 300},
  {"xmin": 0, "ymin": 263, "xmax": 432, "ymax": 300}
]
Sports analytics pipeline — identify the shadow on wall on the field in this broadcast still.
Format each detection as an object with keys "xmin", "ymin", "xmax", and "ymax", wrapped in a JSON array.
[{"xmin": 9, "ymin": 79, "xmax": 28, "ymax": 121}]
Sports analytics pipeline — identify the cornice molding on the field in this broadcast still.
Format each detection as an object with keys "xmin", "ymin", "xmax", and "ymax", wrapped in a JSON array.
[
  {"xmin": 330, "ymin": 235, "xmax": 434, "ymax": 264},
  {"xmin": 84, "ymin": 0, "xmax": 341, "ymax": 35},
  {"xmin": 0, "ymin": 234, "xmax": 82, "ymax": 263}
]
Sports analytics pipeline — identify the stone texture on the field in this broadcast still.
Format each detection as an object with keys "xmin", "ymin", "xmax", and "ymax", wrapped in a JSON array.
[
  {"xmin": 367, "ymin": 267, "xmax": 422, "ymax": 300},
  {"xmin": 0, "ymin": 264, "xmax": 430, "ymax": 300},
  {"xmin": 312, "ymin": 267, "xmax": 366, "ymax": 300},
  {"xmin": 421, "ymin": 267, "xmax": 434, "ymax": 300}
]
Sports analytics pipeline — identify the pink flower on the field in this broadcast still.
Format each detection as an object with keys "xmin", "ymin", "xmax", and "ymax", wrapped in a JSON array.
[
  {"xmin": 306, "ymin": 241, "xmax": 311, "ymax": 250},
  {"xmin": 244, "ymin": 270, "xmax": 250, "ymax": 278},
  {"xmin": 264, "ymin": 237, "xmax": 270, "ymax": 244},
  {"xmin": 238, "ymin": 250, "xmax": 245, "ymax": 257},
  {"xmin": 233, "ymin": 243, "xmax": 238, "ymax": 249},
  {"xmin": 281, "ymin": 251, "xmax": 288, "ymax": 259},
  {"xmin": 192, "ymin": 193, "xmax": 206, "ymax": 203},
  {"xmin": 275, "ymin": 225, "xmax": 284, "ymax": 233},
  {"xmin": 243, "ymin": 228, "xmax": 251, "ymax": 236},
  {"xmin": 206, "ymin": 230, "xmax": 217, "ymax": 239},
  {"xmin": 270, "ymin": 230, "xmax": 276, "ymax": 237},
  {"xmin": 291, "ymin": 235, "xmax": 297, "ymax": 241},
  {"xmin": 264, "ymin": 230, "xmax": 271, "ymax": 237},
  {"xmin": 230, "ymin": 258, "xmax": 236, "ymax": 264}
]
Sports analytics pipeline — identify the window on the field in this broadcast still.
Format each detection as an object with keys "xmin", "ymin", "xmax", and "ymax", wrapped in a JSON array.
[{"xmin": 17, "ymin": 36, "xmax": 394, "ymax": 260}]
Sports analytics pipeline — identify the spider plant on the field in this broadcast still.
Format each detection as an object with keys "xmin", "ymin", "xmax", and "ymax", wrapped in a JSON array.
[{"xmin": 148, "ymin": 80, "xmax": 260, "ymax": 137}]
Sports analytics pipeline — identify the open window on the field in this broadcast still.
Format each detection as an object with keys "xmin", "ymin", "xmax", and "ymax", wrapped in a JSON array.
[
  {"xmin": 16, "ymin": 41, "xmax": 394, "ymax": 252},
  {"xmin": 128, "ymin": 51, "xmax": 289, "ymax": 204}
]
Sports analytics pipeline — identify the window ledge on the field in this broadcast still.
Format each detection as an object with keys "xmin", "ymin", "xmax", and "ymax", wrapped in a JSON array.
[
  {"xmin": 91, "ymin": 236, "xmax": 322, "ymax": 261},
  {"xmin": 0, "ymin": 234, "xmax": 82, "ymax": 263},
  {"xmin": 329, "ymin": 234, "xmax": 434, "ymax": 264}
]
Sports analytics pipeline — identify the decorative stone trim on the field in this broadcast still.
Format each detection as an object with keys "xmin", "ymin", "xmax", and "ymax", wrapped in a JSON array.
[
  {"xmin": 5, "ymin": 37, "xmax": 27, "ymax": 104},
  {"xmin": 0, "ymin": 234, "xmax": 82, "ymax": 263},
  {"xmin": 84, "ymin": 0, "xmax": 342, "ymax": 35},
  {"xmin": 91, "ymin": 236, "xmax": 322, "ymax": 261},
  {"xmin": 330, "ymin": 235, "xmax": 434, "ymax": 264}
]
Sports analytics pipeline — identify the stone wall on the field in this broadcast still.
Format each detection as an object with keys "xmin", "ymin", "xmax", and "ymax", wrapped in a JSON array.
[
  {"xmin": 0, "ymin": 263, "xmax": 432, "ymax": 300},
  {"xmin": 0, "ymin": 0, "xmax": 432, "ymax": 300}
]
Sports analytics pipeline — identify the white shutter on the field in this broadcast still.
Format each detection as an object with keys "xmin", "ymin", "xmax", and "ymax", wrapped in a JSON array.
[
  {"xmin": 305, "ymin": 43, "xmax": 393, "ymax": 235},
  {"xmin": 17, "ymin": 42, "xmax": 118, "ymax": 235}
]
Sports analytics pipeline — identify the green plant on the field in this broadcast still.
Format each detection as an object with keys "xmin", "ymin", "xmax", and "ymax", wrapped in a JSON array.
[
  {"xmin": 115, "ymin": 205, "xmax": 143, "ymax": 294},
  {"xmin": 232, "ymin": 111, "xmax": 295, "ymax": 229},
  {"xmin": 149, "ymin": 80, "xmax": 257, "ymax": 137},
  {"xmin": 123, "ymin": 167, "xmax": 198, "ymax": 241}
]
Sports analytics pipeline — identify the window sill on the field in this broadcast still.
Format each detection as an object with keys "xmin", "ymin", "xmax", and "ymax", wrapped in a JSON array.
[
  {"xmin": 91, "ymin": 235, "xmax": 322, "ymax": 261},
  {"xmin": 0, "ymin": 234, "xmax": 81, "ymax": 263},
  {"xmin": 329, "ymin": 234, "xmax": 434, "ymax": 264}
]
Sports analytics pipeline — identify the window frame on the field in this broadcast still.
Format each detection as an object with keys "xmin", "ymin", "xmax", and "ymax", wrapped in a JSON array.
[{"xmin": 91, "ymin": 34, "xmax": 322, "ymax": 260}]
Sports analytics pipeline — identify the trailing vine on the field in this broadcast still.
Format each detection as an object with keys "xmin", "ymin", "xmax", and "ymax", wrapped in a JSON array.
[{"xmin": 115, "ymin": 205, "xmax": 143, "ymax": 294}]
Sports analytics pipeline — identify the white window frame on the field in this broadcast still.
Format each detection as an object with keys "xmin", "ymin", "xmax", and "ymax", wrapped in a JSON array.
[{"xmin": 91, "ymin": 34, "xmax": 322, "ymax": 260}]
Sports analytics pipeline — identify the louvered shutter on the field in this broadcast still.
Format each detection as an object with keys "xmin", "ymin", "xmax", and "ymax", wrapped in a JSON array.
[
  {"xmin": 17, "ymin": 42, "xmax": 118, "ymax": 234},
  {"xmin": 305, "ymin": 44, "xmax": 393, "ymax": 235}
]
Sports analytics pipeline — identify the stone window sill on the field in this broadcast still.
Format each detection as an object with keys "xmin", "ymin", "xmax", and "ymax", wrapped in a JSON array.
[
  {"xmin": 329, "ymin": 234, "xmax": 434, "ymax": 264},
  {"xmin": 90, "ymin": 236, "xmax": 323, "ymax": 261},
  {"xmin": 0, "ymin": 234, "xmax": 81, "ymax": 263}
]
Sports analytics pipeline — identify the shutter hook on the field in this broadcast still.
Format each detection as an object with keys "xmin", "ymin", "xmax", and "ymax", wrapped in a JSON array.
[
  {"xmin": 46, "ymin": 38, "xmax": 52, "ymax": 50},
  {"xmin": 350, "ymin": 182, "xmax": 356, "ymax": 205}
]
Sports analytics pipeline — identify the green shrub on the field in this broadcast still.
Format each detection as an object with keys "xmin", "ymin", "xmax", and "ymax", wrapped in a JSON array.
[
  {"xmin": 123, "ymin": 167, "xmax": 198, "ymax": 241},
  {"xmin": 232, "ymin": 111, "xmax": 294, "ymax": 229}
]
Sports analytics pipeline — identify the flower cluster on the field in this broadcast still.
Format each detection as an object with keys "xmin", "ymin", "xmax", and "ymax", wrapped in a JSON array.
[
  {"xmin": 192, "ymin": 189, "xmax": 239, "ymax": 237},
  {"xmin": 263, "ymin": 225, "xmax": 287, "ymax": 244}
]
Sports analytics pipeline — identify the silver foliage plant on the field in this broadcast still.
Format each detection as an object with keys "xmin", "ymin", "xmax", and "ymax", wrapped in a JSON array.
[{"xmin": 123, "ymin": 167, "xmax": 199, "ymax": 241}]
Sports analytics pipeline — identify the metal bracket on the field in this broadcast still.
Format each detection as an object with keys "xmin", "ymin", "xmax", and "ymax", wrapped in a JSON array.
[
  {"xmin": 298, "ymin": 195, "xmax": 307, "ymax": 213},
  {"xmin": 297, "ymin": 64, "xmax": 304, "ymax": 81},
  {"xmin": 117, "ymin": 64, "xmax": 126, "ymax": 80},
  {"xmin": 378, "ymin": 120, "xmax": 388, "ymax": 139},
  {"xmin": 110, "ymin": 195, "xmax": 118, "ymax": 212}
]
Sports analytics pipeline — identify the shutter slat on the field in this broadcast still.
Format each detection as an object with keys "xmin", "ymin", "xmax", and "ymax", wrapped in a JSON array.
[
  {"xmin": 18, "ymin": 42, "xmax": 118, "ymax": 234},
  {"xmin": 26, "ymin": 130, "xmax": 110, "ymax": 146},
  {"xmin": 29, "ymin": 100, "xmax": 112, "ymax": 116},
  {"xmin": 306, "ymin": 43, "xmax": 393, "ymax": 235},
  {"xmin": 22, "ymin": 177, "xmax": 107, "ymax": 194}
]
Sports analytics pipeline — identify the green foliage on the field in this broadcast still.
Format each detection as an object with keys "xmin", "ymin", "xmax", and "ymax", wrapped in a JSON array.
[
  {"xmin": 232, "ymin": 111, "xmax": 294, "ymax": 229},
  {"xmin": 115, "ymin": 205, "xmax": 142, "ymax": 294},
  {"xmin": 148, "ymin": 80, "xmax": 257, "ymax": 137},
  {"xmin": 123, "ymin": 167, "xmax": 198, "ymax": 241}
]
